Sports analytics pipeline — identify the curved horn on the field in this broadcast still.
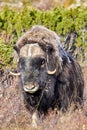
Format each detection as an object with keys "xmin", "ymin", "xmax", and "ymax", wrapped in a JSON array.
[
  {"xmin": 10, "ymin": 71, "xmax": 21, "ymax": 76},
  {"xmin": 47, "ymin": 68, "xmax": 56, "ymax": 75}
]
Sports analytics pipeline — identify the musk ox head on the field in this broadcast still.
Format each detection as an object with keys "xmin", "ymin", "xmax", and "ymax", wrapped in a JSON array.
[{"xmin": 14, "ymin": 25, "xmax": 63, "ymax": 94}]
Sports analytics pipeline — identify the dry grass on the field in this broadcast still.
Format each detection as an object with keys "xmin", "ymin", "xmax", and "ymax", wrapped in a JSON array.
[{"xmin": 0, "ymin": 66, "xmax": 87, "ymax": 130}]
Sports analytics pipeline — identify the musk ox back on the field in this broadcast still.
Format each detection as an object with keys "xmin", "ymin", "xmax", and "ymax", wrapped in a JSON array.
[{"xmin": 14, "ymin": 25, "xmax": 84, "ymax": 114}]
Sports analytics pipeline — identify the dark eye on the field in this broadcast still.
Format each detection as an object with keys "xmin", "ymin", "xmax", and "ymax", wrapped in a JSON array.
[
  {"xmin": 40, "ymin": 57, "xmax": 46, "ymax": 68},
  {"xmin": 46, "ymin": 44, "xmax": 53, "ymax": 53}
]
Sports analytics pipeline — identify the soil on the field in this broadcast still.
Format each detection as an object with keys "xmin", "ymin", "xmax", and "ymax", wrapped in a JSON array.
[{"xmin": 0, "ymin": 66, "xmax": 87, "ymax": 130}]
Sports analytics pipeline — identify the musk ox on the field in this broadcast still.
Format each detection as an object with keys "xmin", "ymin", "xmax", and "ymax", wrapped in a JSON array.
[{"xmin": 13, "ymin": 25, "xmax": 84, "ymax": 114}]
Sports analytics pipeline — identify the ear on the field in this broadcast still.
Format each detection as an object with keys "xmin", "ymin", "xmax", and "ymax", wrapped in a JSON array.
[
  {"xmin": 46, "ymin": 44, "xmax": 56, "ymax": 75},
  {"xmin": 14, "ymin": 45, "xmax": 20, "ymax": 54}
]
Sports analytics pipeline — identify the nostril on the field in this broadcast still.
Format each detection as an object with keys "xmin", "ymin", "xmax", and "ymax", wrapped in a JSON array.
[
  {"xmin": 24, "ymin": 83, "xmax": 28, "ymax": 86},
  {"xmin": 34, "ymin": 82, "xmax": 38, "ymax": 87}
]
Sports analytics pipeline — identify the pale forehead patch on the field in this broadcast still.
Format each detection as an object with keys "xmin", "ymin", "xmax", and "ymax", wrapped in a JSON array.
[{"xmin": 20, "ymin": 43, "xmax": 45, "ymax": 57}]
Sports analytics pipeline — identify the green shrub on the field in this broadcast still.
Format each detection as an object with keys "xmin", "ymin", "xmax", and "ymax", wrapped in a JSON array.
[
  {"xmin": 0, "ymin": 6, "xmax": 87, "ymax": 69},
  {"xmin": 0, "ymin": 40, "xmax": 13, "ymax": 69}
]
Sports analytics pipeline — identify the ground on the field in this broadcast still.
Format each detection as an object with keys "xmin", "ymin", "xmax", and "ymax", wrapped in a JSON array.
[{"xmin": 0, "ymin": 66, "xmax": 87, "ymax": 130}]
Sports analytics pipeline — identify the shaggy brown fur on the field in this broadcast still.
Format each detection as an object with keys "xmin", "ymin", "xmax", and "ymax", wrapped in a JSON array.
[{"xmin": 15, "ymin": 25, "xmax": 63, "ymax": 75}]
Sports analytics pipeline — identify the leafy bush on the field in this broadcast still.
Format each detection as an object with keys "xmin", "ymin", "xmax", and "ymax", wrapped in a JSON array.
[
  {"xmin": 0, "ymin": 40, "xmax": 13, "ymax": 69},
  {"xmin": 0, "ymin": 6, "xmax": 87, "ymax": 69}
]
